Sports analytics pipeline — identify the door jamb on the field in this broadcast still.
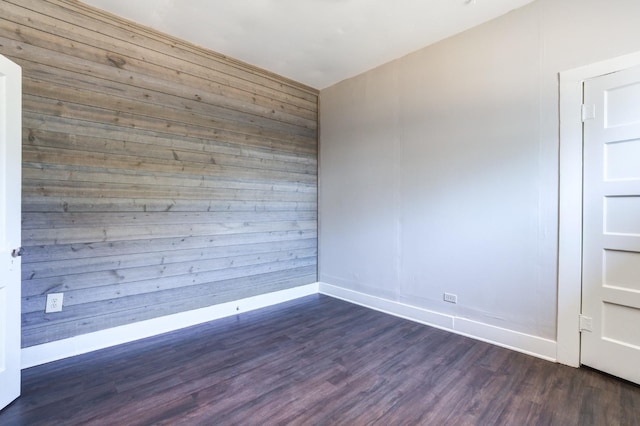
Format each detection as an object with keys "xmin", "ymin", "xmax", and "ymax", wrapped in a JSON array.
[{"xmin": 557, "ymin": 51, "xmax": 640, "ymax": 367}]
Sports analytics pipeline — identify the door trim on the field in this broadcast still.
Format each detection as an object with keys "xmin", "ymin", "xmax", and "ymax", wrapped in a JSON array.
[{"xmin": 558, "ymin": 51, "xmax": 640, "ymax": 367}]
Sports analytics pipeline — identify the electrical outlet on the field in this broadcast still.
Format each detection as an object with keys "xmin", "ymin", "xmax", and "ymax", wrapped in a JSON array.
[
  {"xmin": 443, "ymin": 292, "xmax": 457, "ymax": 304},
  {"xmin": 46, "ymin": 293, "xmax": 64, "ymax": 313}
]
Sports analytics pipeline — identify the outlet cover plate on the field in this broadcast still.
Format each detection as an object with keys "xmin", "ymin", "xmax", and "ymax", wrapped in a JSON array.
[
  {"xmin": 443, "ymin": 292, "xmax": 457, "ymax": 304},
  {"xmin": 46, "ymin": 293, "xmax": 64, "ymax": 313}
]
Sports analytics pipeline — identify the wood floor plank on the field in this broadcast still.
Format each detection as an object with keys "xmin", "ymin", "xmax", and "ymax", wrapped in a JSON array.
[{"xmin": 2, "ymin": 295, "xmax": 639, "ymax": 425}]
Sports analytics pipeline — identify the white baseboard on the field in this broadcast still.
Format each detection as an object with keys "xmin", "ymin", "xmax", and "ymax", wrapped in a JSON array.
[
  {"xmin": 21, "ymin": 283, "xmax": 319, "ymax": 369},
  {"xmin": 319, "ymin": 282, "xmax": 557, "ymax": 362},
  {"xmin": 22, "ymin": 281, "xmax": 558, "ymax": 369}
]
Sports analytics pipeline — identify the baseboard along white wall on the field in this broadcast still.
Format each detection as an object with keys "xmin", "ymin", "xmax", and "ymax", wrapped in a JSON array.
[{"xmin": 319, "ymin": 282, "xmax": 557, "ymax": 362}]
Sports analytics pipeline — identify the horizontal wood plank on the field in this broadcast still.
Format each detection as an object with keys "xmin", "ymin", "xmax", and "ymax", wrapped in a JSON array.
[
  {"xmin": 23, "ymin": 220, "xmax": 317, "ymax": 246},
  {"xmin": 25, "ymin": 128, "xmax": 317, "ymax": 175},
  {"xmin": 23, "ymin": 114, "xmax": 317, "ymax": 164},
  {"xmin": 23, "ymin": 95, "xmax": 316, "ymax": 150},
  {"xmin": 23, "ymin": 230, "xmax": 317, "ymax": 263},
  {"xmin": 23, "ymin": 196, "xmax": 316, "ymax": 214},
  {"xmin": 22, "ymin": 238, "xmax": 317, "ymax": 280}
]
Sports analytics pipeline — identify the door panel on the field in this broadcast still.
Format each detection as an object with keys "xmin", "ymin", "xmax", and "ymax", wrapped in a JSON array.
[
  {"xmin": 0, "ymin": 54, "xmax": 21, "ymax": 411},
  {"xmin": 581, "ymin": 65, "xmax": 640, "ymax": 385},
  {"xmin": 605, "ymin": 138, "xmax": 640, "ymax": 180}
]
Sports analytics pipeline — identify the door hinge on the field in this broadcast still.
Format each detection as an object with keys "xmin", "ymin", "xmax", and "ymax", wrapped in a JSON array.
[
  {"xmin": 579, "ymin": 314, "xmax": 593, "ymax": 332},
  {"xmin": 581, "ymin": 104, "xmax": 595, "ymax": 122}
]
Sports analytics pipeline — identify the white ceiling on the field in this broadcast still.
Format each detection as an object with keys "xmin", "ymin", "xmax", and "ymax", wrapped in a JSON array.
[{"xmin": 81, "ymin": 0, "xmax": 535, "ymax": 89}]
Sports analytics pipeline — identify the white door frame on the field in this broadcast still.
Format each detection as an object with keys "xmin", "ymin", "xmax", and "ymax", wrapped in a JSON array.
[{"xmin": 557, "ymin": 51, "xmax": 640, "ymax": 367}]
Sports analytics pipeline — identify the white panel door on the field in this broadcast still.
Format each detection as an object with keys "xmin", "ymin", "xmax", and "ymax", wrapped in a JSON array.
[
  {"xmin": 581, "ymin": 64, "xmax": 640, "ymax": 385},
  {"xmin": 0, "ymin": 54, "xmax": 21, "ymax": 411}
]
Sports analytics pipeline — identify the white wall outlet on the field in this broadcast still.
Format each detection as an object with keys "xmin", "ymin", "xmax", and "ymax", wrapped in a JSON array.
[
  {"xmin": 443, "ymin": 292, "xmax": 457, "ymax": 304},
  {"xmin": 45, "ymin": 293, "xmax": 64, "ymax": 313}
]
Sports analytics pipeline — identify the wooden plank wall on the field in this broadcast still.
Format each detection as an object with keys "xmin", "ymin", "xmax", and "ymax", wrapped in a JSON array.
[{"xmin": 0, "ymin": 0, "xmax": 318, "ymax": 347}]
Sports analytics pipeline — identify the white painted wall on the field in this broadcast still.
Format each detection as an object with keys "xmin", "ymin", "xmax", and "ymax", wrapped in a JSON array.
[{"xmin": 319, "ymin": 0, "xmax": 640, "ymax": 342}]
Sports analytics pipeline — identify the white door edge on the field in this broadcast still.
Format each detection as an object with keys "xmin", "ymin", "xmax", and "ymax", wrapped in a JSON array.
[
  {"xmin": 0, "ymin": 53, "xmax": 21, "ymax": 411},
  {"xmin": 557, "ymin": 50, "xmax": 640, "ymax": 367}
]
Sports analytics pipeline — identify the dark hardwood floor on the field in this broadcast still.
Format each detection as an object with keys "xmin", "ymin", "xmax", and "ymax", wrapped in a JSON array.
[{"xmin": 1, "ymin": 294, "xmax": 639, "ymax": 425}]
